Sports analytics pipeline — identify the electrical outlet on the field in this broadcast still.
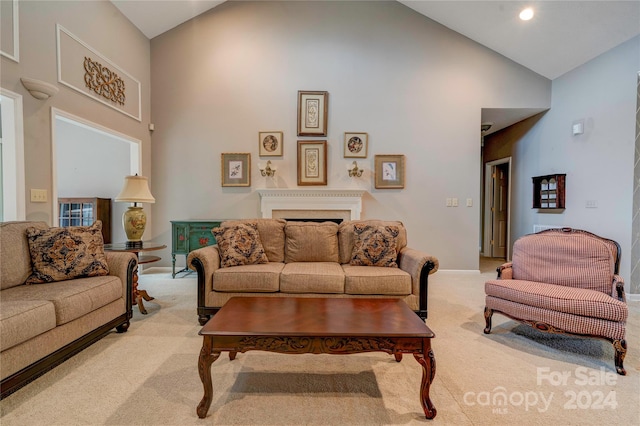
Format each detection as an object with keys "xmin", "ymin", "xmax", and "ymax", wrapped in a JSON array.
[
  {"xmin": 585, "ymin": 200, "xmax": 598, "ymax": 208},
  {"xmin": 30, "ymin": 189, "xmax": 47, "ymax": 203},
  {"xmin": 452, "ymin": 198, "xmax": 459, "ymax": 207}
]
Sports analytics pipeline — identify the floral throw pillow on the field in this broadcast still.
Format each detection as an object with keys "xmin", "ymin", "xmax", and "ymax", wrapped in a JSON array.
[
  {"xmin": 350, "ymin": 224, "xmax": 399, "ymax": 267},
  {"xmin": 212, "ymin": 223, "xmax": 269, "ymax": 268},
  {"xmin": 26, "ymin": 221, "xmax": 109, "ymax": 284}
]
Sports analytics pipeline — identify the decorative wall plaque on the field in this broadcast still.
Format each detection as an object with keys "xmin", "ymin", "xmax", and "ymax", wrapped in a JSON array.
[{"xmin": 84, "ymin": 57, "xmax": 126, "ymax": 105}]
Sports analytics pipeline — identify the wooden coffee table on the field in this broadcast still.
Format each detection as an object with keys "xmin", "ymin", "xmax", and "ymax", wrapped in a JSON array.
[{"xmin": 197, "ymin": 297, "xmax": 436, "ymax": 419}]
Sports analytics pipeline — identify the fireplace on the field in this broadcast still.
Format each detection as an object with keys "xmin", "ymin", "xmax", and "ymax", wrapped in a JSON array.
[{"xmin": 256, "ymin": 189, "xmax": 365, "ymax": 221}]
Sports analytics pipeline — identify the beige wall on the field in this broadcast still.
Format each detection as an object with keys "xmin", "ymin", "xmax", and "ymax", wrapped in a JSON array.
[
  {"xmin": 0, "ymin": 1, "xmax": 151, "ymax": 227},
  {"xmin": 150, "ymin": 0, "xmax": 551, "ymax": 271}
]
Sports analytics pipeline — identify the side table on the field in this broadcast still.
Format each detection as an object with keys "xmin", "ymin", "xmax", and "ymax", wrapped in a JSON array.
[{"xmin": 104, "ymin": 242, "xmax": 167, "ymax": 315}]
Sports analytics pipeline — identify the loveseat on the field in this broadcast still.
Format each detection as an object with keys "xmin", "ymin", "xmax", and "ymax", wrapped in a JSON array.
[
  {"xmin": 0, "ymin": 221, "xmax": 137, "ymax": 398},
  {"xmin": 188, "ymin": 219, "xmax": 439, "ymax": 325},
  {"xmin": 484, "ymin": 228, "xmax": 628, "ymax": 375}
]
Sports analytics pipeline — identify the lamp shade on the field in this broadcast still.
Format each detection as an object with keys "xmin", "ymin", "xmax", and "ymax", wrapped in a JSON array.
[{"xmin": 115, "ymin": 175, "xmax": 155, "ymax": 203}]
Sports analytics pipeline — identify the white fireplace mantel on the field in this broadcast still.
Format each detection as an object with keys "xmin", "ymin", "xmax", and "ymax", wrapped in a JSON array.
[{"xmin": 257, "ymin": 189, "xmax": 365, "ymax": 220}]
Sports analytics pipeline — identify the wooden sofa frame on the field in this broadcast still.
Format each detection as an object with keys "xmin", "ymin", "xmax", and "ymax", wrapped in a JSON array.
[{"xmin": 191, "ymin": 258, "xmax": 437, "ymax": 325}]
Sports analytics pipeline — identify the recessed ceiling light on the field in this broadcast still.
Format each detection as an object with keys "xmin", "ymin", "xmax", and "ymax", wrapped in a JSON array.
[{"xmin": 519, "ymin": 8, "xmax": 534, "ymax": 21}]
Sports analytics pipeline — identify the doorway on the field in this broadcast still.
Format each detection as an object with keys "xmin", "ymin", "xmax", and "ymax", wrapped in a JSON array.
[
  {"xmin": 483, "ymin": 157, "xmax": 511, "ymax": 260},
  {"xmin": 51, "ymin": 108, "xmax": 141, "ymax": 242}
]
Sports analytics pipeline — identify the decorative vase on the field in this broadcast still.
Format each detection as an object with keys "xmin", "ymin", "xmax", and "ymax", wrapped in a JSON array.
[{"xmin": 122, "ymin": 206, "xmax": 147, "ymax": 242}]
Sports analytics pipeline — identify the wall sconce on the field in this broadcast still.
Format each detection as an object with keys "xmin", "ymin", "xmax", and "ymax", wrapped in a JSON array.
[
  {"xmin": 20, "ymin": 77, "xmax": 59, "ymax": 100},
  {"xmin": 259, "ymin": 160, "xmax": 276, "ymax": 177},
  {"xmin": 347, "ymin": 161, "xmax": 363, "ymax": 177}
]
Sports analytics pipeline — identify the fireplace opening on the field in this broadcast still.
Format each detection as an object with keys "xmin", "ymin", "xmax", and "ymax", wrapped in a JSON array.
[{"xmin": 284, "ymin": 218, "xmax": 343, "ymax": 224}]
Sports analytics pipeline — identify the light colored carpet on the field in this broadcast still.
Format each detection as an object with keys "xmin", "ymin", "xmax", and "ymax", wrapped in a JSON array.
[{"xmin": 1, "ymin": 264, "xmax": 638, "ymax": 425}]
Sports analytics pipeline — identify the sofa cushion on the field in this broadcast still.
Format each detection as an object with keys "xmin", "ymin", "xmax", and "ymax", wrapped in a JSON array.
[
  {"xmin": 0, "ymin": 221, "xmax": 49, "ymax": 290},
  {"xmin": 213, "ymin": 263, "xmax": 283, "ymax": 292},
  {"xmin": 485, "ymin": 279, "xmax": 627, "ymax": 322},
  {"xmin": 284, "ymin": 221, "xmax": 339, "ymax": 263},
  {"xmin": 280, "ymin": 262, "xmax": 345, "ymax": 293},
  {"xmin": 25, "ymin": 221, "xmax": 109, "ymax": 284},
  {"xmin": 342, "ymin": 265, "xmax": 412, "ymax": 295},
  {"xmin": 220, "ymin": 219, "xmax": 286, "ymax": 262},
  {"xmin": 339, "ymin": 220, "xmax": 407, "ymax": 265},
  {"xmin": 0, "ymin": 300, "xmax": 56, "ymax": 351},
  {"xmin": 350, "ymin": 224, "xmax": 399, "ymax": 267},
  {"xmin": 512, "ymin": 232, "xmax": 615, "ymax": 294},
  {"xmin": 213, "ymin": 222, "xmax": 269, "ymax": 268},
  {"xmin": 1, "ymin": 275, "xmax": 123, "ymax": 325}
]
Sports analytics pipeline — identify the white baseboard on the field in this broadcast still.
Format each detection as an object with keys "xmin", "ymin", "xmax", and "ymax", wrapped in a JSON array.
[
  {"xmin": 437, "ymin": 269, "xmax": 481, "ymax": 274},
  {"xmin": 627, "ymin": 293, "xmax": 640, "ymax": 302}
]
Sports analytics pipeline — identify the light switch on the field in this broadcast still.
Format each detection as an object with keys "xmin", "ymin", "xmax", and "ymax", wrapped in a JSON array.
[
  {"xmin": 452, "ymin": 198, "xmax": 459, "ymax": 207},
  {"xmin": 446, "ymin": 198, "xmax": 452, "ymax": 207},
  {"xmin": 30, "ymin": 189, "xmax": 47, "ymax": 202},
  {"xmin": 466, "ymin": 198, "xmax": 473, "ymax": 207}
]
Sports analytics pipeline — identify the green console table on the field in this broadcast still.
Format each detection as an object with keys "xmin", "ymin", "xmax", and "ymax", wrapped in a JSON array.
[{"xmin": 171, "ymin": 220, "xmax": 224, "ymax": 278}]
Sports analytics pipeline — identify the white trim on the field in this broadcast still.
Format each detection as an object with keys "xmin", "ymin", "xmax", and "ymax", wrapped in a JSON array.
[
  {"xmin": 257, "ymin": 189, "xmax": 365, "ymax": 220},
  {"xmin": 0, "ymin": 88, "xmax": 25, "ymax": 220},
  {"xmin": 627, "ymin": 294, "xmax": 640, "ymax": 302},
  {"xmin": 55, "ymin": 24, "xmax": 142, "ymax": 122},
  {"xmin": 436, "ymin": 269, "xmax": 481, "ymax": 275},
  {"xmin": 0, "ymin": 0, "xmax": 19, "ymax": 62},
  {"xmin": 50, "ymin": 107, "xmax": 142, "ymax": 224},
  {"xmin": 483, "ymin": 157, "xmax": 512, "ymax": 260}
]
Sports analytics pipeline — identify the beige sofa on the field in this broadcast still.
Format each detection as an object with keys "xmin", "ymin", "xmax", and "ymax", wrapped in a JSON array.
[
  {"xmin": 188, "ymin": 219, "xmax": 439, "ymax": 325},
  {"xmin": 0, "ymin": 221, "xmax": 136, "ymax": 398}
]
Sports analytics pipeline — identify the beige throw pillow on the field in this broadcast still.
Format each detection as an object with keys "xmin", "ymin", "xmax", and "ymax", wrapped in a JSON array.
[
  {"xmin": 212, "ymin": 223, "xmax": 269, "ymax": 268},
  {"xmin": 350, "ymin": 224, "xmax": 399, "ymax": 267},
  {"xmin": 284, "ymin": 221, "xmax": 339, "ymax": 263},
  {"xmin": 26, "ymin": 221, "xmax": 109, "ymax": 284}
]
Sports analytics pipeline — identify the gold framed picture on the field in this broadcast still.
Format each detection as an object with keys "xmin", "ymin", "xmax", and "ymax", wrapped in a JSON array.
[
  {"xmin": 344, "ymin": 132, "xmax": 368, "ymax": 158},
  {"xmin": 297, "ymin": 141, "xmax": 327, "ymax": 186},
  {"xmin": 221, "ymin": 153, "xmax": 251, "ymax": 187},
  {"xmin": 375, "ymin": 154, "xmax": 405, "ymax": 189},
  {"xmin": 297, "ymin": 91, "xmax": 328, "ymax": 136},
  {"xmin": 258, "ymin": 131, "xmax": 283, "ymax": 156}
]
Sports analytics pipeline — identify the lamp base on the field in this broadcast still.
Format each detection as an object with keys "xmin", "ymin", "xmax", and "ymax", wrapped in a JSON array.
[
  {"xmin": 125, "ymin": 240, "xmax": 144, "ymax": 249},
  {"xmin": 122, "ymin": 206, "xmax": 147, "ymax": 243}
]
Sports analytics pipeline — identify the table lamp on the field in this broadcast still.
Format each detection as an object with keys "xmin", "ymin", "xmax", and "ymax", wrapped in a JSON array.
[{"xmin": 115, "ymin": 175, "xmax": 155, "ymax": 248}]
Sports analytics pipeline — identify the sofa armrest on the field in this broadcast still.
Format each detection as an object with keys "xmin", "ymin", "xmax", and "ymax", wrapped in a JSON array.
[
  {"xmin": 188, "ymin": 245, "xmax": 221, "ymax": 318},
  {"xmin": 497, "ymin": 262, "xmax": 513, "ymax": 279},
  {"xmin": 398, "ymin": 247, "xmax": 439, "ymax": 319},
  {"xmin": 105, "ymin": 251, "xmax": 137, "ymax": 318},
  {"xmin": 613, "ymin": 275, "xmax": 626, "ymax": 302}
]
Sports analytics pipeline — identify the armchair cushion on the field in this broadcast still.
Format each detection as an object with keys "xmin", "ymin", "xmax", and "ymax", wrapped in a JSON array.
[
  {"xmin": 25, "ymin": 221, "xmax": 109, "ymax": 284},
  {"xmin": 511, "ymin": 232, "xmax": 614, "ymax": 294},
  {"xmin": 485, "ymin": 279, "xmax": 628, "ymax": 322}
]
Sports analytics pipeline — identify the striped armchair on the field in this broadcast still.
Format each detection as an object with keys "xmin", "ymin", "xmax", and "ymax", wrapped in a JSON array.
[{"xmin": 483, "ymin": 228, "xmax": 628, "ymax": 375}]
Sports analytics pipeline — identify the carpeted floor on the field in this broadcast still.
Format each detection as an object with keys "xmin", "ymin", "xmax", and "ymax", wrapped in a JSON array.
[{"xmin": 1, "ymin": 263, "xmax": 638, "ymax": 425}]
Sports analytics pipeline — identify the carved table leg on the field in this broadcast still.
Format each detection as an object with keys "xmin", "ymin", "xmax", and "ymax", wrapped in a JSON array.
[
  {"xmin": 197, "ymin": 336, "xmax": 221, "ymax": 418},
  {"xmin": 413, "ymin": 341, "xmax": 437, "ymax": 419},
  {"xmin": 394, "ymin": 352, "xmax": 403, "ymax": 362},
  {"xmin": 131, "ymin": 267, "xmax": 148, "ymax": 315}
]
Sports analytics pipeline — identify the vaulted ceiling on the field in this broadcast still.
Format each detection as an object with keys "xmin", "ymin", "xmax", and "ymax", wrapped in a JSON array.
[{"xmin": 111, "ymin": 1, "xmax": 640, "ymax": 133}]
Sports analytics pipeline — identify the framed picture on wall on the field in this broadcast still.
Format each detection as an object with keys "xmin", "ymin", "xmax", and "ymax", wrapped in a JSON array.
[
  {"xmin": 297, "ymin": 91, "xmax": 328, "ymax": 136},
  {"xmin": 258, "ymin": 131, "xmax": 283, "ymax": 156},
  {"xmin": 297, "ymin": 141, "xmax": 327, "ymax": 186},
  {"xmin": 344, "ymin": 132, "xmax": 368, "ymax": 158},
  {"xmin": 221, "ymin": 153, "xmax": 251, "ymax": 187},
  {"xmin": 374, "ymin": 154, "xmax": 405, "ymax": 189}
]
